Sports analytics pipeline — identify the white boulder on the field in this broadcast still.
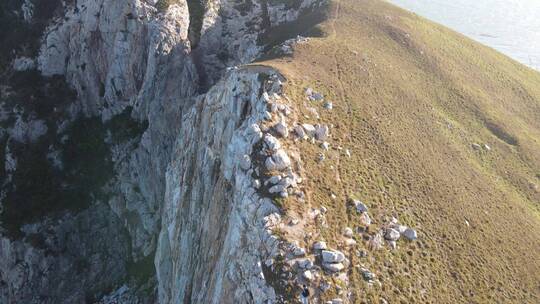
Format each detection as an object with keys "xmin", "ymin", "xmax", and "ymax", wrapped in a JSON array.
[
  {"xmin": 402, "ymin": 228, "xmax": 418, "ymax": 240},
  {"xmin": 315, "ymin": 125, "xmax": 329, "ymax": 141},
  {"xmin": 313, "ymin": 241, "xmax": 327, "ymax": 250},
  {"xmin": 321, "ymin": 250, "xmax": 345, "ymax": 263},
  {"xmin": 264, "ymin": 134, "xmax": 281, "ymax": 151},
  {"xmin": 274, "ymin": 122, "xmax": 289, "ymax": 138},
  {"xmin": 269, "ymin": 184, "xmax": 286, "ymax": 194},
  {"xmin": 265, "ymin": 149, "xmax": 291, "ymax": 171},
  {"xmin": 351, "ymin": 200, "xmax": 368, "ymax": 213},
  {"xmin": 322, "ymin": 262, "xmax": 344, "ymax": 273},
  {"xmin": 324, "ymin": 102, "xmax": 333, "ymax": 110},
  {"xmin": 239, "ymin": 154, "xmax": 251, "ymax": 170},
  {"xmin": 385, "ymin": 228, "xmax": 400, "ymax": 241},
  {"xmin": 303, "ymin": 270, "xmax": 313, "ymax": 281},
  {"xmin": 297, "ymin": 259, "xmax": 314, "ymax": 269},
  {"xmin": 359, "ymin": 212, "xmax": 371, "ymax": 226},
  {"xmin": 293, "ymin": 247, "xmax": 306, "ymax": 257},
  {"xmin": 267, "ymin": 175, "xmax": 282, "ymax": 185},
  {"xmin": 302, "ymin": 124, "xmax": 316, "ymax": 137},
  {"xmin": 345, "ymin": 239, "xmax": 357, "ymax": 246},
  {"xmin": 294, "ymin": 125, "xmax": 305, "ymax": 138},
  {"xmin": 343, "ymin": 227, "xmax": 353, "ymax": 237}
]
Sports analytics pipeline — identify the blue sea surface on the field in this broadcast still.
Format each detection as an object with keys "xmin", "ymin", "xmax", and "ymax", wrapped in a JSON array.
[{"xmin": 388, "ymin": 0, "xmax": 540, "ymax": 71}]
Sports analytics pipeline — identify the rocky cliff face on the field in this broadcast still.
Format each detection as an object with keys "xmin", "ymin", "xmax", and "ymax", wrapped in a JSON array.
[{"xmin": 0, "ymin": 0, "xmax": 325, "ymax": 303}]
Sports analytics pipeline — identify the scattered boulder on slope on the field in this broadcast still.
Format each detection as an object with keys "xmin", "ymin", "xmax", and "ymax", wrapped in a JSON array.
[
  {"xmin": 322, "ymin": 262, "xmax": 345, "ymax": 273},
  {"xmin": 315, "ymin": 124, "xmax": 329, "ymax": 141},
  {"xmin": 313, "ymin": 241, "xmax": 327, "ymax": 250},
  {"xmin": 321, "ymin": 250, "xmax": 345, "ymax": 263},
  {"xmin": 350, "ymin": 199, "xmax": 368, "ymax": 213},
  {"xmin": 402, "ymin": 228, "xmax": 418, "ymax": 240},
  {"xmin": 265, "ymin": 149, "xmax": 291, "ymax": 171},
  {"xmin": 385, "ymin": 228, "xmax": 400, "ymax": 241}
]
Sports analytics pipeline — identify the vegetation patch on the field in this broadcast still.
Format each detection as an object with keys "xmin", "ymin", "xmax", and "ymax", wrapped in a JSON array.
[
  {"xmin": 0, "ymin": 0, "xmax": 65, "ymax": 71},
  {"xmin": 1, "ymin": 106, "xmax": 148, "ymax": 239},
  {"xmin": 127, "ymin": 251, "xmax": 156, "ymax": 285}
]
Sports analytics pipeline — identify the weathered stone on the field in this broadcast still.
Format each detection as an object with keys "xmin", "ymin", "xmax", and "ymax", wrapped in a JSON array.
[
  {"xmin": 394, "ymin": 224, "xmax": 408, "ymax": 233},
  {"xmin": 343, "ymin": 227, "xmax": 353, "ymax": 237},
  {"xmin": 321, "ymin": 141, "xmax": 330, "ymax": 150},
  {"xmin": 13, "ymin": 57, "xmax": 36, "ymax": 71},
  {"xmin": 264, "ymin": 134, "xmax": 282, "ymax": 151},
  {"xmin": 294, "ymin": 125, "xmax": 306, "ymax": 138},
  {"xmin": 321, "ymin": 250, "xmax": 345, "ymax": 263},
  {"xmin": 359, "ymin": 212, "xmax": 372, "ymax": 226},
  {"xmin": 351, "ymin": 200, "xmax": 368, "ymax": 213},
  {"xmin": 303, "ymin": 270, "xmax": 313, "ymax": 281},
  {"xmin": 312, "ymin": 93, "xmax": 324, "ymax": 101},
  {"xmin": 274, "ymin": 122, "xmax": 289, "ymax": 138},
  {"xmin": 315, "ymin": 125, "xmax": 329, "ymax": 141},
  {"xmin": 324, "ymin": 102, "xmax": 333, "ymax": 110},
  {"xmin": 345, "ymin": 239, "xmax": 357, "ymax": 246},
  {"xmin": 240, "ymin": 154, "xmax": 251, "ymax": 170},
  {"xmin": 302, "ymin": 124, "xmax": 316, "ymax": 137},
  {"xmin": 356, "ymin": 250, "xmax": 368, "ymax": 258},
  {"xmin": 269, "ymin": 184, "xmax": 286, "ymax": 194},
  {"xmin": 293, "ymin": 247, "xmax": 306, "ymax": 257},
  {"xmin": 267, "ymin": 175, "xmax": 282, "ymax": 185},
  {"xmin": 361, "ymin": 269, "xmax": 375, "ymax": 281},
  {"xmin": 313, "ymin": 241, "xmax": 327, "ymax": 250},
  {"xmin": 319, "ymin": 281, "xmax": 331, "ymax": 292},
  {"xmin": 279, "ymin": 177, "xmax": 295, "ymax": 188},
  {"xmin": 297, "ymin": 259, "xmax": 314, "ymax": 269},
  {"xmin": 253, "ymin": 179, "xmax": 261, "ymax": 189},
  {"xmin": 369, "ymin": 231, "xmax": 384, "ymax": 250},
  {"xmin": 402, "ymin": 228, "xmax": 418, "ymax": 240},
  {"xmin": 385, "ymin": 228, "xmax": 400, "ymax": 241},
  {"xmin": 265, "ymin": 149, "xmax": 291, "ymax": 171},
  {"xmin": 322, "ymin": 262, "xmax": 345, "ymax": 272}
]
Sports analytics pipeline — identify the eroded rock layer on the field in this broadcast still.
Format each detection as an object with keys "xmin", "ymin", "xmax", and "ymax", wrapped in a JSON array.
[{"xmin": 0, "ymin": 0, "xmax": 325, "ymax": 303}]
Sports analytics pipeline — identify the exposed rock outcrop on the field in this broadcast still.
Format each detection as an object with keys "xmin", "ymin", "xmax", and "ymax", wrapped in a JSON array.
[{"xmin": 1, "ymin": 0, "xmax": 328, "ymax": 302}]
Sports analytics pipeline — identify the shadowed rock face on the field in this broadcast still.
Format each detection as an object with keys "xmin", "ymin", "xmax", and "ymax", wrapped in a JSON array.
[
  {"xmin": 0, "ymin": 0, "xmax": 325, "ymax": 303},
  {"xmin": 156, "ymin": 67, "xmax": 285, "ymax": 304}
]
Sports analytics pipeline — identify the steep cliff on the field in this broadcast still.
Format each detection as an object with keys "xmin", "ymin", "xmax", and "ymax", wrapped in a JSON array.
[{"xmin": 1, "ymin": 0, "xmax": 325, "ymax": 303}]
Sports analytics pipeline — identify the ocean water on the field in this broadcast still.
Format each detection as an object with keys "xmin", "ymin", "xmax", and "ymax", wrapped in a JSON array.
[{"xmin": 388, "ymin": 0, "xmax": 540, "ymax": 71}]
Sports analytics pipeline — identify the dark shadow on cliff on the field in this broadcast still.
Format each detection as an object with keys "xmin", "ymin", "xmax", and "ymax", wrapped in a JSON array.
[{"xmin": 189, "ymin": 0, "xmax": 330, "ymax": 92}]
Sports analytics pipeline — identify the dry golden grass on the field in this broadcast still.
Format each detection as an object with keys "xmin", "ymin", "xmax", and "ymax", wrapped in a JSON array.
[{"xmin": 257, "ymin": 0, "xmax": 540, "ymax": 302}]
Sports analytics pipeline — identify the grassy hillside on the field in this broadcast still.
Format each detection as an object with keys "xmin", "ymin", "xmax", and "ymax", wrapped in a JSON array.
[{"xmin": 261, "ymin": 0, "xmax": 540, "ymax": 302}]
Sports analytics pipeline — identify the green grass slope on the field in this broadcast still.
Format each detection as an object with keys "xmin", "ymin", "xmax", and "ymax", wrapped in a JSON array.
[{"xmin": 262, "ymin": 0, "xmax": 540, "ymax": 302}]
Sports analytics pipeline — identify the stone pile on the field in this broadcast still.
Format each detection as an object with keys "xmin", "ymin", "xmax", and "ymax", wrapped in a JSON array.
[
  {"xmin": 321, "ymin": 249, "xmax": 347, "ymax": 273},
  {"xmin": 306, "ymin": 87, "xmax": 325, "ymax": 102},
  {"xmin": 383, "ymin": 217, "xmax": 418, "ymax": 249}
]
